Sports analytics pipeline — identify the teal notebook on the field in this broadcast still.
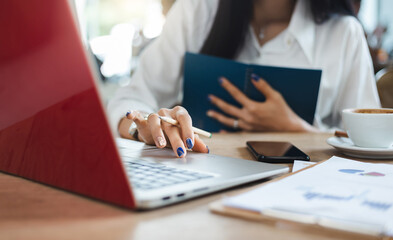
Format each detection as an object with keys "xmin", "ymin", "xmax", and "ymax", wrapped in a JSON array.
[{"xmin": 182, "ymin": 52, "xmax": 322, "ymax": 132}]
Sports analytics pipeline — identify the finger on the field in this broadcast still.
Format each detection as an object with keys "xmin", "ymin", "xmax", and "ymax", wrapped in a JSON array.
[
  {"xmin": 125, "ymin": 110, "xmax": 133, "ymax": 119},
  {"xmin": 206, "ymin": 110, "xmax": 234, "ymax": 127},
  {"xmin": 208, "ymin": 94, "xmax": 242, "ymax": 119},
  {"xmin": 147, "ymin": 113, "xmax": 167, "ymax": 148},
  {"xmin": 125, "ymin": 110, "xmax": 143, "ymax": 140},
  {"xmin": 132, "ymin": 111, "xmax": 154, "ymax": 144},
  {"xmin": 171, "ymin": 106, "xmax": 194, "ymax": 150},
  {"xmin": 251, "ymin": 74, "xmax": 277, "ymax": 99},
  {"xmin": 206, "ymin": 110, "xmax": 252, "ymax": 130},
  {"xmin": 191, "ymin": 134, "xmax": 209, "ymax": 153},
  {"xmin": 126, "ymin": 110, "xmax": 148, "ymax": 120},
  {"xmin": 219, "ymin": 77, "xmax": 253, "ymax": 106},
  {"xmin": 162, "ymin": 121, "xmax": 187, "ymax": 158}
]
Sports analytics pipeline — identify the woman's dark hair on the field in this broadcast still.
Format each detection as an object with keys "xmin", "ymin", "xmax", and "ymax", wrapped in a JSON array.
[{"xmin": 200, "ymin": 0, "xmax": 355, "ymax": 59}]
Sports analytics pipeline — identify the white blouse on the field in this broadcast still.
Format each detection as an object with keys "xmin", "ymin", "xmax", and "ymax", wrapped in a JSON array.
[{"xmin": 107, "ymin": 0, "xmax": 380, "ymax": 133}]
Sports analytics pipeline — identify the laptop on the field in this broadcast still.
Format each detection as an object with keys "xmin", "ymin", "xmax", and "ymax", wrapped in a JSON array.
[{"xmin": 0, "ymin": 0, "xmax": 288, "ymax": 209}]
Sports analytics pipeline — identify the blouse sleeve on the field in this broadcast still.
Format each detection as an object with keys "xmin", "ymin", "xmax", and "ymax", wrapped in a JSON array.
[
  {"xmin": 318, "ymin": 16, "xmax": 381, "ymax": 131},
  {"xmin": 107, "ymin": 0, "xmax": 218, "ymax": 133},
  {"xmin": 337, "ymin": 17, "xmax": 381, "ymax": 124}
]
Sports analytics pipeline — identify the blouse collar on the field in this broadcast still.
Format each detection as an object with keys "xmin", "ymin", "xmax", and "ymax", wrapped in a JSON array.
[
  {"xmin": 246, "ymin": 0, "xmax": 316, "ymax": 64},
  {"xmin": 287, "ymin": 0, "xmax": 316, "ymax": 64}
]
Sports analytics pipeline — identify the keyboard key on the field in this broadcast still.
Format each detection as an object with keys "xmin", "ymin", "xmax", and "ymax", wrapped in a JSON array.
[
  {"xmin": 155, "ymin": 178, "xmax": 179, "ymax": 184},
  {"xmin": 171, "ymin": 174, "xmax": 199, "ymax": 181},
  {"xmin": 123, "ymin": 157, "xmax": 215, "ymax": 190}
]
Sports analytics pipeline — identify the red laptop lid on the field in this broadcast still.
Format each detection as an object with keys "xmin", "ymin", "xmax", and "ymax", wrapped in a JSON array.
[{"xmin": 0, "ymin": 0, "xmax": 135, "ymax": 208}]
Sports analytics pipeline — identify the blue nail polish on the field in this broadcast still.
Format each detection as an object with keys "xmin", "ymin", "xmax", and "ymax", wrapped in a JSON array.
[
  {"xmin": 186, "ymin": 138, "xmax": 193, "ymax": 149},
  {"xmin": 218, "ymin": 77, "xmax": 224, "ymax": 84},
  {"xmin": 251, "ymin": 73, "xmax": 260, "ymax": 81},
  {"xmin": 177, "ymin": 147, "xmax": 184, "ymax": 157},
  {"xmin": 126, "ymin": 111, "xmax": 131, "ymax": 117},
  {"xmin": 207, "ymin": 95, "xmax": 212, "ymax": 102},
  {"xmin": 206, "ymin": 145, "xmax": 210, "ymax": 154}
]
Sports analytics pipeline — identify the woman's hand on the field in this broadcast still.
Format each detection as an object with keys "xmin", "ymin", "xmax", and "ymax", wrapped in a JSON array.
[
  {"xmin": 207, "ymin": 74, "xmax": 318, "ymax": 132},
  {"xmin": 119, "ymin": 106, "xmax": 209, "ymax": 158}
]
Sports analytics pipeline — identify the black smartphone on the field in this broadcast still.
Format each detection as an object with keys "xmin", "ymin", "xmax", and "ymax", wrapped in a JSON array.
[{"xmin": 246, "ymin": 141, "xmax": 310, "ymax": 163}]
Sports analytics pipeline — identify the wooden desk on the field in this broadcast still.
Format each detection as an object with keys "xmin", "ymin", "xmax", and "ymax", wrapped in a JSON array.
[{"xmin": 1, "ymin": 133, "xmax": 392, "ymax": 240}]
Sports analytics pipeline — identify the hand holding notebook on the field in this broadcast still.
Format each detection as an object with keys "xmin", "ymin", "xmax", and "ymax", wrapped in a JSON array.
[
  {"xmin": 182, "ymin": 53, "xmax": 322, "ymax": 132},
  {"xmin": 207, "ymin": 74, "xmax": 315, "ymax": 132}
]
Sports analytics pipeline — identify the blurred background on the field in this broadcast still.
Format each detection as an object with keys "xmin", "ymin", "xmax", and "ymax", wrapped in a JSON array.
[
  {"xmin": 72, "ymin": 0, "xmax": 393, "ymax": 105},
  {"xmin": 73, "ymin": 0, "xmax": 175, "ymax": 102}
]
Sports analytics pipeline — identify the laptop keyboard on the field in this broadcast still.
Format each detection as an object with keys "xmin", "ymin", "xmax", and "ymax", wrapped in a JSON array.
[{"xmin": 123, "ymin": 158, "xmax": 214, "ymax": 190}]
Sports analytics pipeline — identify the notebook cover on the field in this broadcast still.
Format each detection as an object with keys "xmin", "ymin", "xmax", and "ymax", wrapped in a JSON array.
[{"xmin": 182, "ymin": 52, "xmax": 322, "ymax": 132}]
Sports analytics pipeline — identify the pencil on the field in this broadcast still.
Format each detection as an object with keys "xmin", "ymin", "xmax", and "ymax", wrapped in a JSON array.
[{"xmin": 159, "ymin": 116, "xmax": 212, "ymax": 138}]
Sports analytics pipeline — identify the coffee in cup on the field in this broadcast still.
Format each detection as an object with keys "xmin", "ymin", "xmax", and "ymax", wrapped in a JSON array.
[{"xmin": 342, "ymin": 108, "xmax": 393, "ymax": 148}]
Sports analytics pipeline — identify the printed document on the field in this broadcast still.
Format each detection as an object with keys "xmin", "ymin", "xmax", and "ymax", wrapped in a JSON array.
[
  {"xmin": 292, "ymin": 160, "xmax": 316, "ymax": 172},
  {"xmin": 224, "ymin": 156, "xmax": 393, "ymax": 236}
]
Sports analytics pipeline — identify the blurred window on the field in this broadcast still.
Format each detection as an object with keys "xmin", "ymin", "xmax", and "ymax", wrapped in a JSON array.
[
  {"xmin": 358, "ymin": 0, "xmax": 393, "ymax": 69},
  {"xmin": 75, "ymin": 0, "xmax": 170, "ymax": 84}
]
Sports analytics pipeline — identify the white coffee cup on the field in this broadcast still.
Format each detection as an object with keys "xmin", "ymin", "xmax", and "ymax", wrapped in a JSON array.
[{"xmin": 342, "ymin": 108, "xmax": 393, "ymax": 148}]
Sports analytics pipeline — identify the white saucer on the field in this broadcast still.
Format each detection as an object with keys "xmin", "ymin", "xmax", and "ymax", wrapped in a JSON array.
[{"xmin": 326, "ymin": 137, "xmax": 393, "ymax": 159}]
